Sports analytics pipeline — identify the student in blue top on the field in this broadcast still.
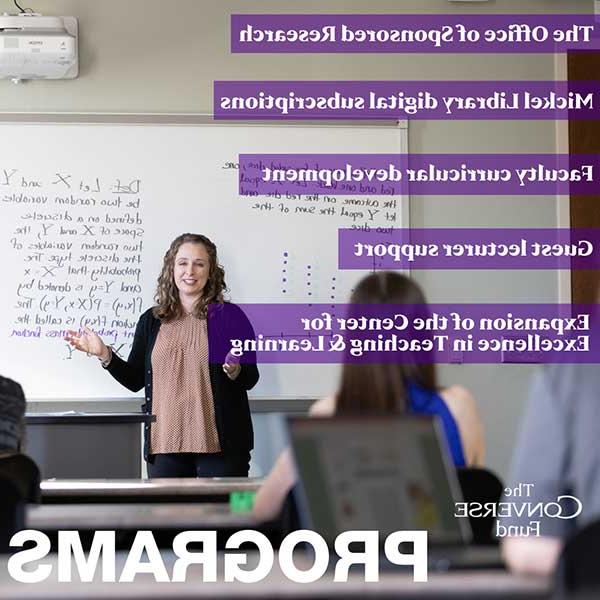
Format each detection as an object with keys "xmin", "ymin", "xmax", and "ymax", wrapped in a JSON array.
[{"xmin": 253, "ymin": 271, "xmax": 485, "ymax": 522}]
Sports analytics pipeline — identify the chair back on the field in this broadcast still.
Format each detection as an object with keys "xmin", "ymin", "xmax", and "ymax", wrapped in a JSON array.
[
  {"xmin": 0, "ymin": 453, "xmax": 41, "ymax": 504},
  {"xmin": 0, "ymin": 476, "xmax": 25, "ymax": 554},
  {"xmin": 457, "ymin": 467, "xmax": 504, "ymax": 545},
  {"xmin": 558, "ymin": 518, "xmax": 600, "ymax": 596}
]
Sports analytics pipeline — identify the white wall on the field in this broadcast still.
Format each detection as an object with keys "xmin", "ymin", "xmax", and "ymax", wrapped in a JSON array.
[{"xmin": 1, "ymin": 0, "xmax": 592, "ymax": 477}]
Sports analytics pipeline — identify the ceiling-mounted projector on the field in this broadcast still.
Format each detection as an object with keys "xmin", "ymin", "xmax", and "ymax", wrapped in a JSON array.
[{"xmin": 0, "ymin": 13, "xmax": 78, "ymax": 82}]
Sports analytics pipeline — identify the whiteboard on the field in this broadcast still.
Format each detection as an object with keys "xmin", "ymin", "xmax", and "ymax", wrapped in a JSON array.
[{"xmin": 0, "ymin": 119, "xmax": 408, "ymax": 400}]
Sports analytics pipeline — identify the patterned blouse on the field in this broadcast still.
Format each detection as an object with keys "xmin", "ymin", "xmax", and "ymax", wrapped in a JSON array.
[{"xmin": 150, "ymin": 314, "xmax": 221, "ymax": 454}]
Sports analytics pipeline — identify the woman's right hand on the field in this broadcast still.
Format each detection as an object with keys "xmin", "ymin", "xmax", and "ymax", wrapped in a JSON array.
[{"xmin": 65, "ymin": 327, "xmax": 108, "ymax": 359}]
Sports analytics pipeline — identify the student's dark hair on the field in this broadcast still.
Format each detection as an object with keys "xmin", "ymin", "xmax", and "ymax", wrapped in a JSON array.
[
  {"xmin": 0, "ymin": 376, "xmax": 26, "ymax": 453},
  {"xmin": 336, "ymin": 272, "xmax": 437, "ymax": 415},
  {"xmin": 153, "ymin": 233, "xmax": 227, "ymax": 321}
]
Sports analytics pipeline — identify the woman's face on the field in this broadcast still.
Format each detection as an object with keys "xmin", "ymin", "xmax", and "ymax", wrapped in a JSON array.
[{"xmin": 173, "ymin": 242, "xmax": 210, "ymax": 299}]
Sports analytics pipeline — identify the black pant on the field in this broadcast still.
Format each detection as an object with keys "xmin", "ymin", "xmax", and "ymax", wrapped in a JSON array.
[{"xmin": 147, "ymin": 452, "xmax": 250, "ymax": 478}]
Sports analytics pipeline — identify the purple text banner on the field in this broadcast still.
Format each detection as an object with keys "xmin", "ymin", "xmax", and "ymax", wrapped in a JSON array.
[
  {"xmin": 215, "ymin": 81, "xmax": 599, "ymax": 120},
  {"xmin": 210, "ymin": 303, "xmax": 600, "ymax": 364},
  {"xmin": 231, "ymin": 14, "xmax": 597, "ymax": 53},
  {"xmin": 338, "ymin": 228, "xmax": 600, "ymax": 270},
  {"xmin": 238, "ymin": 154, "xmax": 599, "ymax": 196}
]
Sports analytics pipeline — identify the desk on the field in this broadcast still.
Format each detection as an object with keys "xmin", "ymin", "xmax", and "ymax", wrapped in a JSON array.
[
  {"xmin": 27, "ymin": 503, "xmax": 256, "ymax": 531},
  {"xmin": 26, "ymin": 413, "xmax": 155, "ymax": 479},
  {"xmin": 0, "ymin": 551, "xmax": 552, "ymax": 599},
  {"xmin": 26, "ymin": 503, "xmax": 259, "ymax": 553},
  {"xmin": 41, "ymin": 477, "xmax": 263, "ymax": 504}
]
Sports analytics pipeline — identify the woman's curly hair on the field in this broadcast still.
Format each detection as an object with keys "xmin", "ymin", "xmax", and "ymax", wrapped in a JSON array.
[{"xmin": 153, "ymin": 233, "xmax": 227, "ymax": 321}]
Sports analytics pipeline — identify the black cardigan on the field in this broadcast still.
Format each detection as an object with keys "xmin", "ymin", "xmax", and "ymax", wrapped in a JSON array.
[{"xmin": 106, "ymin": 304, "xmax": 259, "ymax": 462}]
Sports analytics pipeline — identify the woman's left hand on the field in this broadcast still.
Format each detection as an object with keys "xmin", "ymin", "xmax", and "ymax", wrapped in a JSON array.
[{"xmin": 223, "ymin": 351, "xmax": 241, "ymax": 380}]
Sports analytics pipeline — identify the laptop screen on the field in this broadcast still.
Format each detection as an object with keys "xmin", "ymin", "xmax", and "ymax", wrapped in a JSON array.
[{"xmin": 289, "ymin": 415, "xmax": 470, "ymax": 546}]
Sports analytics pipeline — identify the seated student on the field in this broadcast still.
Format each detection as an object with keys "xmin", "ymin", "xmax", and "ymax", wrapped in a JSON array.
[
  {"xmin": 0, "ymin": 376, "xmax": 40, "ymax": 503},
  {"xmin": 501, "ymin": 364, "xmax": 600, "ymax": 576},
  {"xmin": 253, "ymin": 272, "xmax": 485, "ymax": 522}
]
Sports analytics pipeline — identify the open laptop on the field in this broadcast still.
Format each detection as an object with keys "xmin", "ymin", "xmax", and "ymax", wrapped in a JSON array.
[{"xmin": 288, "ymin": 415, "xmax": 503, "ymax": 571}]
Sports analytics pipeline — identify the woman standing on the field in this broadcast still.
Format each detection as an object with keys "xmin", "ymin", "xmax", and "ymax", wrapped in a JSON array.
[{"xmin": 66, "ymin": 233, "xmax": 258, "ymax": 477}]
